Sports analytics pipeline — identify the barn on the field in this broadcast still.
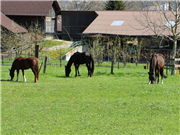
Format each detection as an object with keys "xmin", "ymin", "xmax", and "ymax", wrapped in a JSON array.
[
  {"xmin": 83, "ymin": 10, "xmax": 180, "ymax": 58},
  {"xmin": 1, "ymin": 0, "xmax": 61, "ymax": 39},
  {"xmin": 59, "ymin": 11, "xmax": 98, "ymax": 40}
]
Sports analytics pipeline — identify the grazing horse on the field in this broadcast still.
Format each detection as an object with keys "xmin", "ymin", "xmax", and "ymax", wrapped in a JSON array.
[
  {"xmin": 9, "ymin": 57, "xmax": 39, "ymax": 83},
  {"xmin": 65, "ymin": 51, "xmax": 94, "ymax": 77},
  {"xmin": 148, "ymin": 53, "xmax": 167, "ymax": 84}
]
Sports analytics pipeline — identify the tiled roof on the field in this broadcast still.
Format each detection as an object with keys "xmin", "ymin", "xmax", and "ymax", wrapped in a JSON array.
[
  {"xmin": 83, "ymin": 11, "xmax": 178, "ymax": 36},
  {"xmin": 1, "ymin": 1, "xmax": 60, "ymax": 16},
  {"xmin": 0, "ymin": 12, "xmax": 27, "ymax": 33}
]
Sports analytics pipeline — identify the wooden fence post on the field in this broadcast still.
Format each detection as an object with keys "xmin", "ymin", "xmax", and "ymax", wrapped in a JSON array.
[
  {"xmin": 28, "ymin": 52, "xmax": 30, "ymax": 57},
  {"xmin": 171, "ymin": 59, "xmax": 175, "ymax": 75},
  {"xmin": 118, "ymin": 60, "xmax": 120, "ymax": 69},
  {"xmin": 35, "ymin": 45, "xmax": 39, "ymax": 58},
  {"xmin": 39, "ymin": 61, "xmax": 43, "ymax": 72},
  {"xmin": 165, "ymin": 59, "xmax": 168, "ymax": 75},
  {"xmin": 60, "ymin": 49, "xmax": 62, "ymax": 67},
  {"xmin": 43, "ymin": 55, "xmax": 47, "ymax": 73},
  {"xmin": 111, "ymin": 49, "xmax": 114, "ymax": 74},
  {"xmin": 60, "ymin": 57, "xmax": 62, "ymax": 67},
  {"xmin": 2, "ymin": 55, "xmax": 4, "ymax": 65},
  {"xmin": 176, "ymin": 65, "xmax": 178, "ymax": 77}
]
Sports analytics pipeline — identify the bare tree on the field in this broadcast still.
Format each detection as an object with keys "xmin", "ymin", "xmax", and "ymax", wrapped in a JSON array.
[
  {"xmin": 1, "ymin": 23, "xmax": 26, "ymax": 57},
  {"xmin": 88, "ymin": 35, "xmax": 105, "ymax": 66},
  {"xmin": 136, "ymin": 1, "xmax": 180, "ymax": 74},
  {"xmin": 59, "ymin": 1, "xmax": 106, "ymax": 11},
  {"xmin": 27, "ymin": 22, "xmax": 45, "ymax": 53},
  {"xmin": 138, "ymin": 1, "xmax": 180, "ymax": 60},
  {"xmin": 1, "ymin": 21, "xmax": 45, "ymax": 58}
]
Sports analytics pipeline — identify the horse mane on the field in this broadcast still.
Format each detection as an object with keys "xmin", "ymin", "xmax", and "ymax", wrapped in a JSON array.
[
  {"xmin": 66, "ymin": 54, "xmax": 74, "ymax": 68},
  {"xmin": 10, "ymin": 57, "xmax": 19, "ymax": 70}
]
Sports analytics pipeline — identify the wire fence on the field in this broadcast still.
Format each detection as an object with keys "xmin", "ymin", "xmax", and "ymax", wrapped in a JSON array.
[{"xmin": 1, "ymin": 53, "xmax": 179, "ymax": 76}]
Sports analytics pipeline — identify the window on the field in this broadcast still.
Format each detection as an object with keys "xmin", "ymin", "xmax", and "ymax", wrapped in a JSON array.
[
  {"xmin": 111, "ymin": 21, "xmax": 124, "ymax": 26},
  {"xmin": 166, "ymin": 21, "xmax": 175, "ymax": 26}
]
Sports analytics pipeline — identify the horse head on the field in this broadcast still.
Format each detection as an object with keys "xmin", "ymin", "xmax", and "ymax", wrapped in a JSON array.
[
  {"xmin": 65, "ymin": 66, "xmax": 71, "ymax": 77},
  {"xmin": 9, "ymin": 69, "xmax": 14, "ymax": 80},
  {"xmin": 148, "ymin": 72, "xmax": 156, "ymax": 84}
]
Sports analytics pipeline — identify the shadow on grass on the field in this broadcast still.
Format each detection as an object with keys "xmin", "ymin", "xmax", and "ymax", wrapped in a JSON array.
[
  {"xmin": 55, "ymin": 75, "xmax": 68, "ymax": 78},
  {"xmin": 1, "ymin": 79, "xmax": 38, "ymax": 83},
  {"xmin": 94, "ymin": 71, "xmax": 148, "ymax": 78},
  {"xmin": 94, "ymin": 71, "xmax": 128, "ymax": 77},
  {"xmin": 1, "ymin": 79, "xmax": 11, "ymax": 82}
]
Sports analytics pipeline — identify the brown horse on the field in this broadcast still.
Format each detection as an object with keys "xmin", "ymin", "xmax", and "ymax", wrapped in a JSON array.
[
  {"xmin": 65, "ymin": 51, "xmax": 94, "ymax": 77},
  {"xmin": 148, "ymin": 54, "xmax": 167, "ymax": 84},
  {"xmin": 9, "ymin": 57, "xmax": 39, "ymax": 83}
]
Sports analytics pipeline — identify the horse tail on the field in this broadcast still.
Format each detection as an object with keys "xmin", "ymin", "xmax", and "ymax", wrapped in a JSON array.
[
  {"xmin": 162, "ymin": 55, "xmax": 167, "ymax": 79},
  {"xmin": 90, "ymin": 54, "xmax": 94, "ymax": 77}
]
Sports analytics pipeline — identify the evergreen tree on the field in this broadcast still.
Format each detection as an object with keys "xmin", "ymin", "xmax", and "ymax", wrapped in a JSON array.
[{"xmin": 105, "ymin": 1, "xmax": 126, "ymax": 10}]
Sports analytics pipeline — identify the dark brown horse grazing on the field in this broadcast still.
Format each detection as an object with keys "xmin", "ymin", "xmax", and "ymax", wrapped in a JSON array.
[
  {"xmin": 148, "ymin": 54, "xmax": 167, "ymax": 84},
  {"xmin": 9, "ymin": 57, "xmax": 39, "ymax": 83},
  {"xmin": 65, "ymin": 51, "xmax": 94, "ymax": 77}
]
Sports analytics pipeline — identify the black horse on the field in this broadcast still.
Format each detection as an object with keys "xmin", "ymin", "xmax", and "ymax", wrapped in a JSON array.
[
  {"xmin": 65, "ymin": 51, "xmax": 94, "ymax": 77},
  {"xmin": 148, "ymin": 53, "xmax": 167, "ymax": 84}
]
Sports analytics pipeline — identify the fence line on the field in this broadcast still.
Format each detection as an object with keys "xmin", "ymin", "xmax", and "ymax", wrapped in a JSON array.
[
  {"xmin": 1, "ymin": 53, "xmax": 179, "ymax": 76},
  {"xmin": 165, "ymin": 58, "xmax": 180, "ymax": 75},
  {"xmin": 1, "ymin": 54, "xmax": 46, "ymax": 73}
]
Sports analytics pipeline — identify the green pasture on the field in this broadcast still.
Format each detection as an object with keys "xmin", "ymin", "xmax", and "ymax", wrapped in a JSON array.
[{"xmin": 1, "ymin": 62, "xmax": 180, "ymax": 134}]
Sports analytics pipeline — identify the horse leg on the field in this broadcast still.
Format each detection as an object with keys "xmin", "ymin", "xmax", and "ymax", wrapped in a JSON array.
[
  {"xmin": 31, "ymin": 67, "xmax": 37, "ymax": 83},
  {"xmin": 157, "ymin": 70, "xmax": 160, "ymax": 84},
  {"xmin": 160, "ymin": 68, "xmax": 164, "ymax": 84},
  {"xmin": 75, "ymin": 64, "xmax": 78, "ymax": 77},
  {"xmin": 16, "ymin": 69, "xmax": 19, "ymax": 82},
  {"xmin": 22, "ymin": 69, "xmax": 26, "ymax": 82},
  {"xmin": 86, "ymin": 63, "xmax": 91, "ymax": 77},
  {"xmin": 76, "ymin": 64, "xmax": 81, "ymax": 76}
]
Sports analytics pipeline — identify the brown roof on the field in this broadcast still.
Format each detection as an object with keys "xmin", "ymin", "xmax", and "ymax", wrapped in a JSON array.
[
  {"xmin": 0, "ymin": 12, "xmax": 27, "ymax": 33},
  {"xmin": 1, "ymin": 1, "xmax": 60, "ymax": 16},
  {"xmin": 83, "ymin": 11, "xmax": 178, "ymax": 37}
]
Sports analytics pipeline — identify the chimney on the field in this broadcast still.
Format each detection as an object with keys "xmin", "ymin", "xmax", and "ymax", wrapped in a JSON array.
[{"xmin": 163, "ymin": 2, "xmax": 169, "ymax": 11}]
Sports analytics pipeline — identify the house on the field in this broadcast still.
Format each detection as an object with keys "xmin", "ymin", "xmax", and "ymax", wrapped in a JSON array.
[{"xmin": 1, "ymin": 1, "xmax": 61, "ymax": 39}]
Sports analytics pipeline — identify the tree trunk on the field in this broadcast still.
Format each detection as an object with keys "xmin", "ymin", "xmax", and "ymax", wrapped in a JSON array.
[
  {"xmin": 171, "ymin": 40, "xmax": 177, "ymax": 75},
  {"xmin": 172, "ymin": 40, "xmax": 177, "ymax": 59}
]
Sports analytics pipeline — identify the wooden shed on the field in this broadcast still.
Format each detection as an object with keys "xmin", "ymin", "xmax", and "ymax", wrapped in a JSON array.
[{"xmin": 59, "ymin": 11, "xmax": 98, "ymax": 40}]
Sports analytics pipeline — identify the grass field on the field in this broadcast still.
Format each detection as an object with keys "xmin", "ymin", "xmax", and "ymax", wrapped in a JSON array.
[{"xmin": 1, "ymin": 62, "xmax": 179, "ymax": 134}]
